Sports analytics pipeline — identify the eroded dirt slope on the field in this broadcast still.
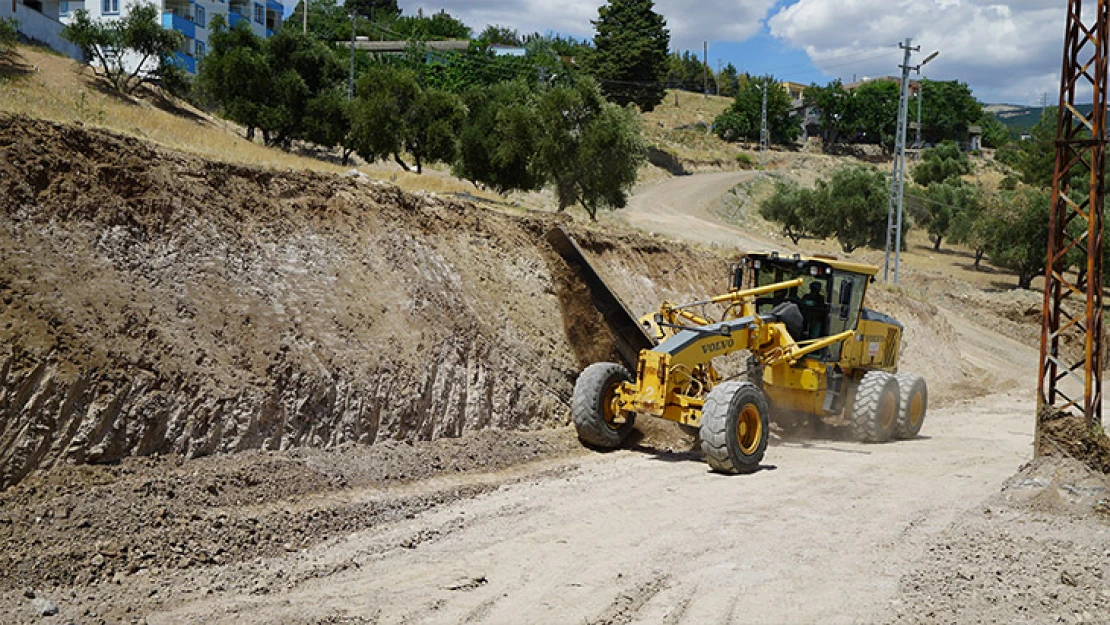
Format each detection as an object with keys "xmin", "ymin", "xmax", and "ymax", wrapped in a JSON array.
[{"xmin": 0, "ymin": 115, "xmax": 740, "ymax": 490}]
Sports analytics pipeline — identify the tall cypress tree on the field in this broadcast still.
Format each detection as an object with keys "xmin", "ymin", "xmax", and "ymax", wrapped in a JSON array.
[{"xmin": 588, "ymin": 0, "xmax": 670, "ymax": 112}]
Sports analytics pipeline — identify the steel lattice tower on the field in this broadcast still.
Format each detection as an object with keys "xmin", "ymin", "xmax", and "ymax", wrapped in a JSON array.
[{"xmin": 1037, "ymin": 0, "xmax": 1109, "ymax": 438}]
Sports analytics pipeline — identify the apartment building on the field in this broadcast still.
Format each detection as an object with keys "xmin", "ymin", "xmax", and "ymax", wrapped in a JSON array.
[{"xmin": 61, "ymin": 0, "xmax": 283, "ymax": 73}]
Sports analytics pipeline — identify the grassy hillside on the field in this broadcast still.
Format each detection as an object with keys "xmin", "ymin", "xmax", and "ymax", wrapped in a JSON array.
[{"xmin": 0, "ymin": 44, "xmax": 499, "ymax": 199}]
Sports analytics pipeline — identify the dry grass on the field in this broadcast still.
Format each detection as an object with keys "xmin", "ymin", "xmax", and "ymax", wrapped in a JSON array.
[
  {"xmin": 641, "ymin": 89, "xmax": 752, "ymax": 165},
  {"xmin": 0, "ymin": 45, "xmax": 512, "ymax": 201}
]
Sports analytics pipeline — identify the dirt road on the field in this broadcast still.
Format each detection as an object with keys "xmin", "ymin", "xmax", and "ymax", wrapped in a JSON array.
[
  {"xmin": 140, "ymin": 309, "xmax": 1036, "ymax": 624},
  {"xmin": 619, "ymin": 171, "xmax": 765, "ymax": 249}
]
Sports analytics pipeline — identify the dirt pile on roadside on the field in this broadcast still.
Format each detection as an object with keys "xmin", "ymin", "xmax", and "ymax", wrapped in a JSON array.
[
  {"xmin": 0, "ymin": 114, "xmax": 745, "ymax": 490},
  {"xmin": 1037, "ymin": 410, "xmax": 1110, "ymax": 474},
  {"xmin": 888, "ymin": 455, "xmax": 1110, "ymax": 625}
]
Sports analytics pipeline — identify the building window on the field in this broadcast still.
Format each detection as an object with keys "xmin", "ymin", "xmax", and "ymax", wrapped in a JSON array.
[
  {"xmin": 101, "ymin": 0, "xmax": 118, "ymax": 14},
  {"xmin": 253, "ymin": 2, "xmax": 263, "ymax": 23},
  {"xmin": 59, "ymin": 0, "xmax": 68, "ymax": 15},
  {"xmin": 195, "ymin": 40, "xmax": 206, "ymax": 59},
  {"xmin": 195, "ymin": 4, "xmax": 205, "ymax": 26}
]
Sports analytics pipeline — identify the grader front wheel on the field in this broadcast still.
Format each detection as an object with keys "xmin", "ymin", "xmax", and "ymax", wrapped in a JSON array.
[
  {"xmin": 572, "ymin": 362, "xmax": 636, "ymax": 448},
  {"xmin": 700, "ymin": 381, "xmax": 770, "ymax": 474}
]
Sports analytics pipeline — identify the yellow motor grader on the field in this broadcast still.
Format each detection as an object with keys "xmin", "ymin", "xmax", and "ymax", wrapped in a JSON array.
[{"xmin": 550, "ymin": 228, "xmax": 927, "ymax": 474}]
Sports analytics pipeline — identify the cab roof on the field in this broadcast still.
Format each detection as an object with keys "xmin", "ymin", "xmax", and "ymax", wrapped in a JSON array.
[{"xmin": 744, "ymin": 251, "xmax": 880, "ymax": 277}]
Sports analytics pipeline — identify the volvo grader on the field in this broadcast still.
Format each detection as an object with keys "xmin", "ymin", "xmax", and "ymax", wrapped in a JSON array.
[{"xmin": 549, "ymin": 227, "xmax": 927, "ymax": 474}]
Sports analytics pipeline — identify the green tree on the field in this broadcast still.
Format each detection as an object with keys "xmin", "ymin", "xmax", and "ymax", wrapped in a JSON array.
[
  {"xmin": 804, "ymin": 80, "xmax": 852, "ymax": 144},
  {"xmin": 534, "ymin": 77, "xmax": 645, "ymax": 219},
  {"xmin": 665, "ymin": 50, "xmax": 713, "ymax": 94},
  {"xmin": 718, "ymin": 63, "xmax": 739, "ymax": 98},
  {"xmin": 978, "ymin": 112, "xmax": 1010, "ymax": 149},
  {"xmin": 390, "ymin": 10, "xmax": 472, "ymax": 40},
  {"xmin": 0, "ymin": 16, "xmax": 17, "ymax": 50},
  {"xmin": 453, "ymin": 80, "xmax": 544, "ymax": 194},
  {"xmin": 759, "ymin": 166, "xmax": 890, "ymax": 252},
  {"xmin": 287, "ymin": 0, "xmax": 350, "ymax": 41},
  {"xmin": 912, "ymin": 141, "xmax": 971, "ymax": 186},
  {"xmin": 478, "ymin": 24, "xmax": 521, "ymax": 46},
  {"xmin": 849, "ymin": 80, "xmax": 900, "ymax": 147},
  {"xmin": 906, "ymin": 180, "xmax": 980, "ymax": 250},
  {"xmin": 714, "ymin": 75, "xmax": 799, "ymax": 144},
  {"xmin": 349, "ymin": 64, "xmax": 464, "ymax": 173},
  {"xmin": 350, "ymin": 65, "xmax": 417, "ymax": 169},
  {"xmin": 819, "ymin": 166, "xmax": 891, "ymax": 252},
  {"xmin": 199, "ymin": 21, "xmax": 348, "ymax": 148},
  {"xmin": 586, "ymin": 0, "xmax": 670, "ymax": 111},
  {"xmin": 62, "ymin": 4, "xmax": 184, "ymax": 94},
  {"xmin": 918, "ymin": 79, "xmax": 983, "ymax": 145},
  {"xmin": 196, "ymin": 17, "xmax": 270, "ymax": 140},
  {"xmin": 948, "ymin": 190, "xmax": 989, "ymax": 269},
  {"xmin": 981, "ymin": 187, "xmax": 1052, "ymax": 289},
  {"xmin": 759, "ymin": 181, "xmax": 826, "ymax": 244},
  {"xmin": 1015, "ymin": 109, "xmax": 1057, "ymax": 187},
  {"xmin": 344, "ymin": 0, "xmax": 399, "ymax": 21}
]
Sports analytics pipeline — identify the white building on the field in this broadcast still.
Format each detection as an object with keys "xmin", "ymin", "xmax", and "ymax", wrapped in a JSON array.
[
  {"xmin": 61, "ymin": 0, "xmax": 284, "ymax": 74},
  {"xmin": 2, "ymin": 0, "xmax": 84, "ymax": 59}
]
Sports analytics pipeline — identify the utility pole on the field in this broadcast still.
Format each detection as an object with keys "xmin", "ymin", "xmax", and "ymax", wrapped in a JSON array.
[
  {"xmin": 759, "ymin": 83, "xmax": 769, "ymax": 168},
  {"xmin": 883, "ymin": 39, "xmax": 938, "ymax": 283},
  {"xmin": 348, "ymin": 12, "xmax": 356, "ymax": 101},
  {"xmin": 915, "ymin": 81, "xmax": 923, "ymax": 149},
  {"xmin": 703, "ymin": 41, "xmax": 708, "ymax": 98},
  {"xmin": 302, "ymin": 0, "xmax": 307, "ymax": 34}
]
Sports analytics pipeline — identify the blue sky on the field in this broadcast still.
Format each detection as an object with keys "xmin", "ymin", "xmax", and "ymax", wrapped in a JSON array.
[{"xmin": 394, "ymin": 1, "xmax": 1066, "ymax": 105}]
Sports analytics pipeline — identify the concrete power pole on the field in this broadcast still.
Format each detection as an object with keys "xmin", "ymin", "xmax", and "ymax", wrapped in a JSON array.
[
  {"xmin": 703, "ymin": 41, "xmax": 708, "ymax": 98},
  {"xmin": 302, "ymin": 0, "xmax": 307, "ymax": 34},
  {"xmin": 915, "ymin": 81, "xmax": 923, "ymax": 149},
  {"xmin": 884, "ymin": 39, "xmax": 938, "ymax": 283},
  {"xmin": 759, "ymin": 84, "xmax": 769, "ymax": 168}
]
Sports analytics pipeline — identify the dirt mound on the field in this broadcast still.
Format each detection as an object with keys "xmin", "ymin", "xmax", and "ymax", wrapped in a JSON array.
[{"xmin": 1038, "ymin": 411, "xmax": 1110, "ymax": 474}]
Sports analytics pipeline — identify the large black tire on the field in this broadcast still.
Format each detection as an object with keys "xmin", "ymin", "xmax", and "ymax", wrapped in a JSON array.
[
  {"xmin": 894, "ymin": 373, "xmax": 928, "ymax": 439},
  {"xmin": 699, "ymin": 381, "xmax": 770, "ymax": 474},
  {"xmin": 850, "ymin": 371, "xmax": 900, "ymax": 443},
  {"xmin": 572, "ymin": 363, "xmax": 635, "ymax": 448}
]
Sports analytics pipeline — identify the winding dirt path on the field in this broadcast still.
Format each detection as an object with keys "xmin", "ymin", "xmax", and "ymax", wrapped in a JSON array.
[{"xmin": 619, "ymin": 170, "xmax": 765, "ymax": 249}]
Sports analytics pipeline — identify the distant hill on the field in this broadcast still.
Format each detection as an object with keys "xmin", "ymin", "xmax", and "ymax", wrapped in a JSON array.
[{"xmin": 985, "ymin": 102, "xmax": 1097, "ymax": 136}]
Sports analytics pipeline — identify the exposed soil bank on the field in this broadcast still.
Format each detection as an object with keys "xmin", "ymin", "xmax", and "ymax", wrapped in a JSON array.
[{"xmin": 0, "ymin": 115, "xmax": 740, "ymax": 490}]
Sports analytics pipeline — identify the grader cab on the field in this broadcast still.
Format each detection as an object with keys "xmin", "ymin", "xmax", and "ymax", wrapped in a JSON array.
[{"xmin": 552, "ymin": 228, "xmax": 927, "ymax": 474}]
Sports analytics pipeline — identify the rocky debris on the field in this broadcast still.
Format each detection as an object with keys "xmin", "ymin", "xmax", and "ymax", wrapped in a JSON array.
[{"xmin": 30, "ymin": 597, "xmax": 58, "ymax": 616}]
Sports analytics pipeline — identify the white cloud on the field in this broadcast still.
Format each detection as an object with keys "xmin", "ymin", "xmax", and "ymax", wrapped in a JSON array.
[
  {"xmin": 768, "ymin": 0, "xmax": 1063, "ymax": 104},
  {"xmin": 396, "ymin": 1, "xmax": 778, "ymax": 50}
]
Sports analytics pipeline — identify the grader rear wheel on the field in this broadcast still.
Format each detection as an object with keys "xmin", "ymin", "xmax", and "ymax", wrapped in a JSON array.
[
  {"xmin": 572, "ymin": 362, "xmax": 636, "ymax": 448},
  {"xmin": 851, "ymin": 371, "xmax": 900, "ymax": 443},
  {"xmin": 894, "ymin": 373, "xmax": 928, "ymax": 439},
  {"xmin": 699, "ymin": 381, "xmax": 770, "ymax": 474}
]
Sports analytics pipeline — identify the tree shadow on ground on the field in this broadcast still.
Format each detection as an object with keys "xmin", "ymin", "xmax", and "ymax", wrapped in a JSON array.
[{"xmin": 0, "ymin": 50, "xmax": 35, "ymax": 81}]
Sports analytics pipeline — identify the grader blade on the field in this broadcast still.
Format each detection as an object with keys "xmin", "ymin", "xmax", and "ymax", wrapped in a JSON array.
[{"xmin": 546, "ymin": 226, "xmax": 654, "ymax": 371}]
